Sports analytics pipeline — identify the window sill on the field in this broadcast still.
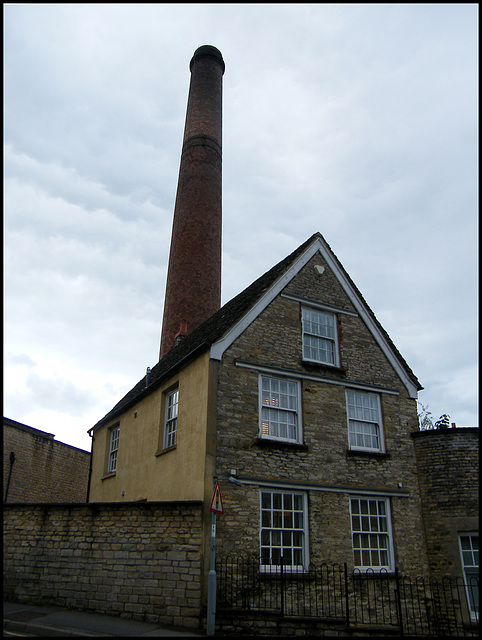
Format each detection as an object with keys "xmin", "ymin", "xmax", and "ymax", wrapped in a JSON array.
[
  {"xmin": 155, "ymin": 445, "xmax": 177, "ymax": 457},
  {"xmin": 101, "ymin": 472, "xmax": 116, "ymax": 481},
  {"xmin": 259, "ymin": 567, "xmax": 310, "ymax": 578},
  {"xmin": 302, "ymin": 360, "xmax": 347, "ymax": 375},
  {"xmin": 346, "ymin": 449, "xmax": 390, "ymax": 459},
  {"xmin": 253, "ymin": 438, "xmax": 308, "ymax": 451}
]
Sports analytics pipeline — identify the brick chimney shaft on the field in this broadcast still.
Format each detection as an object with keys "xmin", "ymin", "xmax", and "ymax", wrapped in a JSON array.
[{"xmin": 159, "ymin": 46, "xmax": 225, "ymax": 359}]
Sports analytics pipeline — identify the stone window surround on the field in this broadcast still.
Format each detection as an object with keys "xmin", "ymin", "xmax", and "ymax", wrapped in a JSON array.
[
  {"xmin": 259, "ymin": 374, "xmax": 302, "ymax": 444},
  {"xmin": 301, "ymin": 305, "xmax": 340, "ymax": 367},
  {"xmin": 350, "ymin": 496, "xmax": 395, "ymax": 572},
  {"xmin": 259, "ymin": 487, "xmax": 309, "ymax": 571},
  {"xmin": 106, "ymin": 424, "xmax": 120, "ymax": 475},
  {"xmin": 163, "ymin": 386, "xmax": 179, "ymax": 450},
  {"xmin": 346, "ymin": 389, "xmax": 386, "ymax": 454}
]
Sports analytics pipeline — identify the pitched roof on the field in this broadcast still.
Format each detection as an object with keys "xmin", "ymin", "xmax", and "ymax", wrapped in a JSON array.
[
  {"xmin": 91, "ymin": 233, "xmax": 320, "ymax": 430},
  {"xmin": 91, "ymin": 232, "xmax": 421, "ymax": 431}
]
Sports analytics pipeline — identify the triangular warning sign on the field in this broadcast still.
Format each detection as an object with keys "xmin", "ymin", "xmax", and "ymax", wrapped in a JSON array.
[{"xmin": 210, "ymin": 480, "xmax": 224, "ymax": 514}]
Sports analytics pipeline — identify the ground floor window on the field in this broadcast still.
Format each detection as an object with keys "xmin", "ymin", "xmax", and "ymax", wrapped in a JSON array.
[
  {"xmin": 459, "ymin": 533, "xmax": 479, "ymax": 619},
  {"xmin": 260, "ymin": 489, "xmax": 307, "ymax": 570},
  {"xmin": 350, "ymin": 496, "xmax": 394, "ymax": 571}
]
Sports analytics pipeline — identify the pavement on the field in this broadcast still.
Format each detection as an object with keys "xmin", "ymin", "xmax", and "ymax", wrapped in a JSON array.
[{"xmin": 3, "ymin": 601, "xmax": 206, "ymax": 637}]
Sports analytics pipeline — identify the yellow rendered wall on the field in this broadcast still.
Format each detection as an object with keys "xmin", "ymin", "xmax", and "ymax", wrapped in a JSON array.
[{"xmin": 88, "ymin": 351, "xmax": 214, "ymax": 502}]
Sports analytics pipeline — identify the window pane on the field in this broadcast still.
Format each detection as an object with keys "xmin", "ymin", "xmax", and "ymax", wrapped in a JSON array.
[
  {"xmin": 351, "ymin": 498, "xmax": 392, "ymax": 570},
  {"xmin": 282, "ymin": 531, "xmax": 292, "ymax": 546},
  {"xmin": 347, "ymin": 390, "xmax": 381, "ymax": 452},
  {"xmin": 302, "ymin": 308, "xmax": 336, "ymax": 363},
  {"xmin": 260, "ymin": 376, "xmax": 298, "ymax": 442},
  {"xmin": 262, "ymin": 511, "xmax": 271, "ymax": 528},
  {"xmin": 273, "ymin": 511, "xmax": 282, "ymax": 528},
  {"xmin": 260, "ymin": 490, "xmax": 306, "ymax": 569}
]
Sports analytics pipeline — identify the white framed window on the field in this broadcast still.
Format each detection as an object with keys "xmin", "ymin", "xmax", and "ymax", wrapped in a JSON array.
[
  {"xmin": 260, "ymin": 375, "xmax": 301, "ymax": 443},
  {"xmin": 350, "ymin": 496, "xmax": 394, "ymax": 571},
  {"xmin": 346, "ymin": 390, "xmax": 384, "ymax": 452},
  {"xmin": 260, "ymin": 489, "xmax": 308, "ymax": 570},
  {"xmin": 302, "ymin": 306, "xmax": 338, "ymax": 366},
  {"xmin": 163, "ymin": 387, "xmax": 179, "ymax": 449},
  {"xmin": 459, "ymin": 533, "xmax": 479, "ymax": 619},
  {"xmin": 107, "ymin": 426, "xmax": 120, "ymax": 473}
]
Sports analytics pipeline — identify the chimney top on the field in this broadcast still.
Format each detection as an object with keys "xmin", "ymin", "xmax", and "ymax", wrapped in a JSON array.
[{"xmin": 190, "ymin": 45, "xmax": 225, "ymax": 74}]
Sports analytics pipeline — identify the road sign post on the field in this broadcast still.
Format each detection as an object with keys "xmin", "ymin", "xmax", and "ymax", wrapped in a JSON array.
[{"xmin": 207, "ymin": 480, "xmax": 223, "ymax": 636}]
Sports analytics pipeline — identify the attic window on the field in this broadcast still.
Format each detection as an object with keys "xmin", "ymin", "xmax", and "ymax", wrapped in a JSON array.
[{"xmin": 301, "ymin": 306, "xmax": 338, "ymax": 366}]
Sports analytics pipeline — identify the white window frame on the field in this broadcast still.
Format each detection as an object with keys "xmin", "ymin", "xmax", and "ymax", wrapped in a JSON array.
[
  {"xmin": 163, "ymin": 387, "xmax": 179, "ymax": 449},
  {"xmin": 107, "ymin": 426, "xmax": 119, "ymax": 474},
  {"xmin": 346, "ymin": 389, "xmax": 384, "ymax": 453},
  {"xmin": 458, "ymin": 533, "xmax": 479, "ymax": 620},
  {"xmin": 350, "ymin": 496, "xmax": 395, "ymax": 572},
  {"xmin": 259, "ymin": 375, "xmax": 302, "ymax": 444},
  {"xmin": 259, "ymin": 488, "xmax": 309, "ymax": 571},
  {"xmin": 302, "ymin": 306, "xmax": 339, "ymax": 366}
]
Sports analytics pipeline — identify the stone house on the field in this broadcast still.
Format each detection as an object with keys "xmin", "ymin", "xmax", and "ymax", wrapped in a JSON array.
[
  {"xmin": 87, "ymin": 46, "xmax": 478, "ymax": 601},
  {"xmin": 88, "ymin": 231, "xmax": 431, "ymax": 578},
  {"xmin": 3, "ymin": 416, "xmax": 91, "ymax": 503}
]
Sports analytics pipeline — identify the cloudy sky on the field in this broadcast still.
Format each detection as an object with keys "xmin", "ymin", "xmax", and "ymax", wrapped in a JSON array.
[{"xmin": 4, "ymin": 4, "xmax": 478, "ymax": 452}]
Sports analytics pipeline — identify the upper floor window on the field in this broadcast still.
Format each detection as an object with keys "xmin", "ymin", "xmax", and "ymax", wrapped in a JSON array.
[
  {"xmin": 302, "ymin": 306, "xmax": 338, "ymax": 366},
  {"xmin": 260, "ymin": 375, "xmax": 301, "ymax": 443},
  {"xmin": 346, "ymin": 390, "xmax": 384, "ymax": 453},
  {"xmin": 163, "ymin": 387, "xmax": 179, "ymax": 449},
  {"xmin": 260, "ymin": 489, "xmax": 308, "ymax": 570},
  {"xmin": 350, "ymin": 496, "xmax": 394, "ymax": 572},
  {"xmin": 459, "ymin": 534, "xmax": 479, "ymax": 619},
  {"xmin": 107, "ymin": 426, "xmax": 119, "ymax": 473}
]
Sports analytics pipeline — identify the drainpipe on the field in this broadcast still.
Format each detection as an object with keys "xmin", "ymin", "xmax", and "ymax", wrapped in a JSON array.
[
  {"xmin": 4, "ymin": 452, "xmax": 15, "ymax": 503},
  {"xmin": 86, "ymin": 430, "xmax": 94, "ymax": 503}
]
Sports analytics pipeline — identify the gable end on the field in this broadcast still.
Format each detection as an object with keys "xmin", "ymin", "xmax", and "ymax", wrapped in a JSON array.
[{"xmin": 210, "ymin": 235, "xmax": 421, "ymax": 398}]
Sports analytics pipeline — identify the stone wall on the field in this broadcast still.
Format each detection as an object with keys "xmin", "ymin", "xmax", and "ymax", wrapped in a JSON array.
[
  {"xmin": 213, "ymin": 260, "xmax": 429, "ymax": 577},
  {"xmin": 3, "ymin": 418, "xmax": 91, "ymax": 503},
  {"xmin": 3, "ymin": 501, "xmax": 205, "ymax": 630},
  {"xmin": 412, "ymin": 427, "xmax": 479, "ymax": 579}
]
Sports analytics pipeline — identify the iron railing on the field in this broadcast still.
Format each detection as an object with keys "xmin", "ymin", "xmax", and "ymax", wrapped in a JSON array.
[{"xmin": 216, "ymin": 556, "xmax": 479, "ymax": 637}]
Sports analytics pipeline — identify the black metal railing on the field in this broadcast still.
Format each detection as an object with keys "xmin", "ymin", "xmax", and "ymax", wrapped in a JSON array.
[{"xmin": 216, "ymin": 556, "xmax": 479, "ymax": 637}]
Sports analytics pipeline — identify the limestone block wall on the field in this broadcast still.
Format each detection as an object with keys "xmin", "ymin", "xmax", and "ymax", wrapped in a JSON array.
[
  {"xmin": 3, "ymin": 418, "xmax": 91, "ymax": 503},
  {"xmin": 3, "ymin": 501, "xmax": 204, "ymax": 629},
  {"xmin": 412, "ymin": 428, "xmax": 479, "ymax": 579},
  {"xmin": 213, "ymin": 259, "xmax": 428, "ymax": 576}
]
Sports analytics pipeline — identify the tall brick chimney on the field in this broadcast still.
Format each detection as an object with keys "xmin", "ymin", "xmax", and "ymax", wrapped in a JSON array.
[{"xmin": 159, "ymin": 45, "xmax": 225, "ymax": 359}]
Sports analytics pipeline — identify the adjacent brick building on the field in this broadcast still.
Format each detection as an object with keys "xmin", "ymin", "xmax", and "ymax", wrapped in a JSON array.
[{"xmin": 3, "ymin": 417, "xmax": 91, "ymax": 503}]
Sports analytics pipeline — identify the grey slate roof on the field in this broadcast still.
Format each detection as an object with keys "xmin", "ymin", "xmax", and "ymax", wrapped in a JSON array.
[{"xmin": 91, "ymin": 232, "xmax": 421, "ymax": 431}]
